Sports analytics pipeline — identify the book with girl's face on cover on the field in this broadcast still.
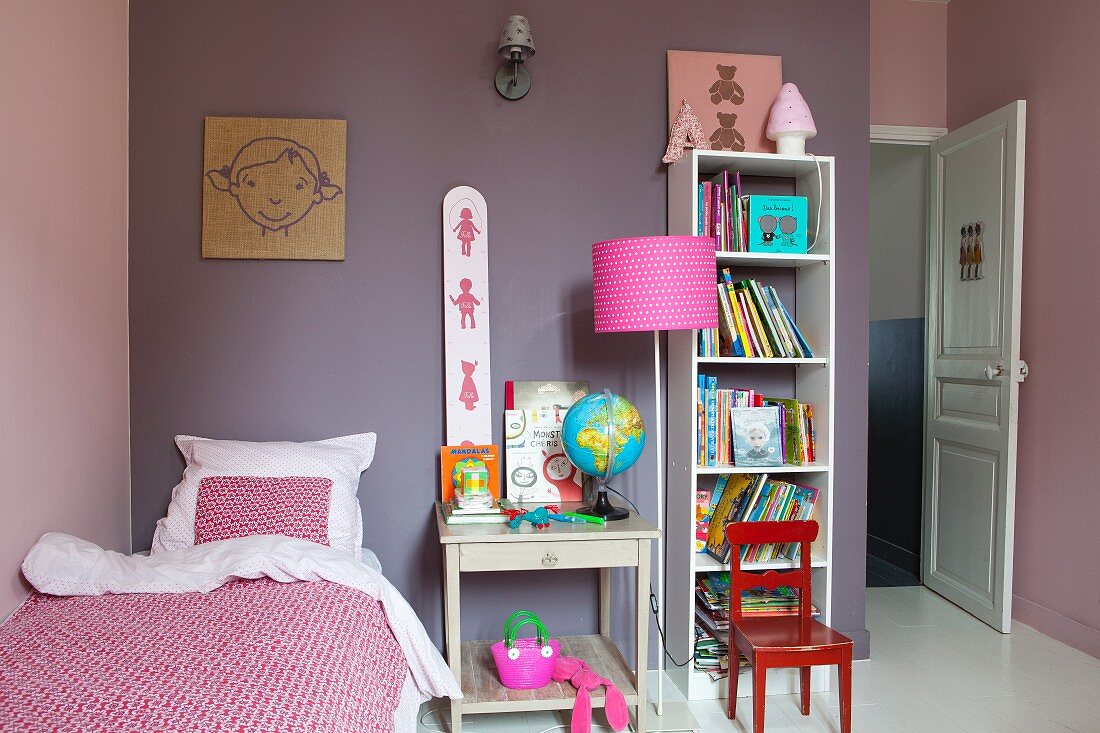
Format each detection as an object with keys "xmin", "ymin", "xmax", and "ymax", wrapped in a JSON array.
[{"xmin": 731, "ymin": 406, "xmax": 783, "ymax": 467}]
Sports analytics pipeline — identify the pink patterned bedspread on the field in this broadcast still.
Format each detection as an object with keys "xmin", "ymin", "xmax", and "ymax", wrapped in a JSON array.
[{"xmin": 0, "ymin": 578, "xmax": 408, "ymax": 733}]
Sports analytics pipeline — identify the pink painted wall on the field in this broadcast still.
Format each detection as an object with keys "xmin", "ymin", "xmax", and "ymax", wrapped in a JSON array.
[
  {"xmin": 947, "ymin": 0, "xmax": 1100, "ymax": 658},
  {"xmin": 0, "ymin": 1, "xmax": 130, "ymax": 617},
  {"xmin": 871, "ymin": 0, "xmax": 947, "ymax": 127}
]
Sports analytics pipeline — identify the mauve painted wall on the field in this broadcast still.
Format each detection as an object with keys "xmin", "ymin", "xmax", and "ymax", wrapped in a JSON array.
[
  {"xmin": 871, "ymin": 0, "xmax": 946, "ymax": 127},
  {"xmin": 0, "ymin": 0, "xmax": 130, "ymax": 616},
  {"xmin": 129, "ymin": 0, "xmax": 870, "ymax": 658},
  {"xmin": 947, "ymin": 0, "xmax": 1100, "ymax": 658}
]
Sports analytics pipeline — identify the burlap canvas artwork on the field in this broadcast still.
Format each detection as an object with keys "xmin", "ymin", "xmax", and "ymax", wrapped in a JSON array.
[{"xmin": 202, "ymin": 117, "xmax": 346, "ymax": 260}]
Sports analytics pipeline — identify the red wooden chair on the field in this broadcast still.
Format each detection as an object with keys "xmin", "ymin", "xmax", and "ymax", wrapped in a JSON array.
[{"xmin": 724, "ymin": 520, "xmax": 852, "ymax": 732}]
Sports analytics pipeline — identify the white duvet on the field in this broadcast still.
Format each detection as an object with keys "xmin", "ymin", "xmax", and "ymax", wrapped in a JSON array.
[{"xmin": 22, "ymin": 532, "xmax": 461, "ymax": 702}]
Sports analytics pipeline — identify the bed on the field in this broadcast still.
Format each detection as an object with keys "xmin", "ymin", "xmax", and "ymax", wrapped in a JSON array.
[
  {"xmin": 0, "ymin": 432, "xmax": 460, "ymax": 732},
  {"xmin": 0, "ymin": 534, "xmax": 459, "ymax": 733}
]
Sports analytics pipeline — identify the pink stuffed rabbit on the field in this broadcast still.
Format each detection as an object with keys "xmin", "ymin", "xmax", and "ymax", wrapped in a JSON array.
[{"xmin": 551, "ymin": 656, "xmax": 629, "ymax": 733}]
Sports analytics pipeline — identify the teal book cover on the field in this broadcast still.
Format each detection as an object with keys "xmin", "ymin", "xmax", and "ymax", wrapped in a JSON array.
[{"xmin": 746, "ymin": 195, "xmax": 808, "ymax": 254}]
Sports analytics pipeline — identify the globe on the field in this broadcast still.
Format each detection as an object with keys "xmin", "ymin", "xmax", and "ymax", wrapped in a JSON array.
[{"xmin": 561, "ymin": 392, "xmax": 646, "ymax": 480}]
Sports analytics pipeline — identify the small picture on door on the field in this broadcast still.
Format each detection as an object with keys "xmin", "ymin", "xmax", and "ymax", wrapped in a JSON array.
[{"xmin": 957, "ymin": 221, "xmax": 985, "ymax": 280}]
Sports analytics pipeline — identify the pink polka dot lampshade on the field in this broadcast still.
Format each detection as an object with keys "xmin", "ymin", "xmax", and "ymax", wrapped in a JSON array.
[{"xmin": 592, "ymin": 236, "xmax": 718, "ymax": 333}]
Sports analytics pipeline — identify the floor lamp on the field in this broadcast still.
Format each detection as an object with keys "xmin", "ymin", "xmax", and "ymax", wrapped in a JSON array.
[{"xmin": 592, "ymin": 236, "xmax": 717, "ymax": 731}]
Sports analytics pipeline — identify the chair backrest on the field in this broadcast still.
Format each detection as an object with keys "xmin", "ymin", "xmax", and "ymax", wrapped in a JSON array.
[{"xmin": 723, "ymin": 520, "xmax": 819, "ymax": 623}]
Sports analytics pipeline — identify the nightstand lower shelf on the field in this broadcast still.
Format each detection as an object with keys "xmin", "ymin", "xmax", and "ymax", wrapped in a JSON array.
[{"xmin": 459, "ymin": 634, "xmax": 638, "ymax": 713}]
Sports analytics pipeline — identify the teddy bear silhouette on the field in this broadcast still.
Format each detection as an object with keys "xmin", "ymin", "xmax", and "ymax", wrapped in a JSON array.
[
  {"xmin": 709, "ymin": 112, "xmax": 746, "ymax": 152},
  {"xmin": 709, "ymin": 64, "xmax": 746, "ymax": 105}
]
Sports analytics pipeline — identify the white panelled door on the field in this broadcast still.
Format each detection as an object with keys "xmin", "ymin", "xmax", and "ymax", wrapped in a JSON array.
[{"xmin": 923, "ymin": 101, "xmax": 1027, "ymax": 632}]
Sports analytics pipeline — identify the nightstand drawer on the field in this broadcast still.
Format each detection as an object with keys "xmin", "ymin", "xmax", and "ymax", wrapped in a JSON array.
[{"xmin": 459, "ymin": 539, "xmax": 638, "ymax": 572}]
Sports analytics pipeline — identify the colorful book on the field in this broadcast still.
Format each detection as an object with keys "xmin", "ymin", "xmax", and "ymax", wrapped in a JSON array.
[
  {"xmin": 715, "ymin": 284, "xmax": 741, "ymax": 357},
  {"xmin": 442, "ymin": 502, "xmax": 509, "ymax": 525},
  {"xmin": 505, "ymin": 380, "xmax": 589, "ymax": 411},
  {"xmin": 440, "ymin": 445, "xmax": 501, "ymax": 504},
  {"xmin": 761, "ymin": 396, "xmax": 804, "ymax": 466},
  {"xmin": 706, "ymin": 376, "xmax": 718, "ymax": 466},
  {"xmin": 722, "ymin": 269, "xmax": 754, "ymax": 357},
  {"xmin": 745, "ymin": 195, "xmax": 809, "ymax": 254},
  {"xmin": 764, "ymin": 286, "xmax": 800, "ymax": 357},
  {"xmin": 504, "ymin": 409, "xmax": 583, "ymax": 503},
  {"xmin": 762, "ymin": 287, "xmax": 797, "ymax": 357},
  {"xmin": 702, "ymin": 182, "xmax": 712, "ymax": 239},
  {"xmin": 697, "ymin": 184, "xmax": 705, "ymax": 236},
  {"xmin": 731, "ymin": 406, "xmax": 783, "ymax": 467},
  {"xmin": 743, "ymin": 279, "xmax": 786, "ymax": 357},
  {"xmin": 705, "ymin": 473, "xmax": 763, "ymax": 562},
  {"xmin": 733, "ymin": 172, "xmax": 745, "ymax": 252},
  {"xmin": 778, "ymin": 297, "xmax": 813, "ymax": 358},
  {"xmin": 736, "ymin": 286, "xmax": 773, "ymax": 358},
  {"xmin": 696, "ymin": 375, "xmax": 705, "ymax": 465}
]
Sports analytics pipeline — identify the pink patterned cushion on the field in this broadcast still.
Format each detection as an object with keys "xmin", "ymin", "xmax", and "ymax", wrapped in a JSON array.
[{"xmin": 194, "ymin": 476, "xmax": 333, "ymax": 545}]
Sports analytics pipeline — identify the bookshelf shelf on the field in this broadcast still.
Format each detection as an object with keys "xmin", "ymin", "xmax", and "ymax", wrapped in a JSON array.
[
  {"xmin": 696, "ymin": 356, "xmax": 827, "ymax": 365},
  {"xmin": 693, "ymin": 463, "xmax": 830, "ymax": 475},
  {"xmin": 666, "ymin": 149, "xmax": 836, "ymax": 702},
  {"xmin": 693, "ymin": 552, "xmax": 828, "ymax": 572},
  {"xmin": 715, "ymin": 251, "xmax": 831, "ymax": 268}
]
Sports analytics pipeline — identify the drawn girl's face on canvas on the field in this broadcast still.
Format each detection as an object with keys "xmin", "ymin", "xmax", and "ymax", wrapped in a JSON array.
[
  {"xmin": 206, "ymin": 137, "xmax": 342, "ymax": 236},
  {"xmin": 234, "ymin": 152, "xmax": 320, "ymax": 230},
  {"xmin": 747, "ymin": 427, "xmax": 768, "ymax": 449}
]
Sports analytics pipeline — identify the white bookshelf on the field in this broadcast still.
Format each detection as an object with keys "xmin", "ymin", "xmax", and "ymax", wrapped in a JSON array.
[{"xmin": 665, "ymin": 150, "xmax": 836, "ymax": 701}]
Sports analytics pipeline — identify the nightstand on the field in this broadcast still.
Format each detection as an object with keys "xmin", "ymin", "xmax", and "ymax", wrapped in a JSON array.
[{"xmin": 435, "ymin": 501, "xmax": 660, "ymax": 733}]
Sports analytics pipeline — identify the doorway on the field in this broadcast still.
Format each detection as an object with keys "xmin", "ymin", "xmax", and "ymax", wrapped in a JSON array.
[
  {"xmin": 866, "ymin": 105, "xmax": 1027, "ymax": 630},
  {"xmin": 866, "ymin": 133, "xmax": 939, "ymax": 587}
]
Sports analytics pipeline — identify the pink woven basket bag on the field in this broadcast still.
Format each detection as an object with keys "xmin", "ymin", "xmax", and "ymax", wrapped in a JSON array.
[{"xmin": 491, "ymin": 610, "xmax": 561, "ymax": 689}]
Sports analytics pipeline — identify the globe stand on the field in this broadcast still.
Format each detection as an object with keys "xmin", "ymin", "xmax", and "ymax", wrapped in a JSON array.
[{"xmin": 577, "ymin": 484, "xmax": 630, "ymax": 521}]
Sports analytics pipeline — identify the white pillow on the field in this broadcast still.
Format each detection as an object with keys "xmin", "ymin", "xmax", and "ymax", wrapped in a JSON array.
[{"xmin": 151, "ymin": 433, "xmax": 377, "ymax": 556}]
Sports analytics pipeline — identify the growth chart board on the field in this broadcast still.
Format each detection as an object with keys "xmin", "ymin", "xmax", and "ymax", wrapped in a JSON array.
[{"xmin": 443, "ymin": 186, "xmax": 492, "ymax": 445}]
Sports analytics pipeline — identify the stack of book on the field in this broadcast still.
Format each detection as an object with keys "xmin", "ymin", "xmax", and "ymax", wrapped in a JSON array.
[
  {"xmin": 441, "ymin": 499, "xmax": 511, "ymax": 525},
  {"xmin": 698, "ymin": 272, "xmax": 813, "ymax": 359},
  {"xmin": 699, "ymin": 572, "xmax": 819, "ymax": 618},
  {"xmin": 697, "ymin": 172, "xmax": 748, "ymax": 253},
  {"xmin": 701, "ymin": 474, "xmax": 820, "ymax": 563},
  {"xmin": 693, "ymin": 571, "xmax": 818, "ymax": 680},
  {"xmin": 695, "ymin": 384, "xmax": 815, "ymax": 468},
  {"xmin": 693, "ymin": 625, "xmax": 742, "ymax": 681}
]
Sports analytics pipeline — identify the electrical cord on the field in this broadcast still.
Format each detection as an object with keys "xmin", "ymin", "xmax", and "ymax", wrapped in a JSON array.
[
  {"xmin": 806, "ymin": 153, "xmax": 824, "ymax": 252},
  {"xmin": 602, "ymin": 485, "xmax": 694, "ymax": 668}
]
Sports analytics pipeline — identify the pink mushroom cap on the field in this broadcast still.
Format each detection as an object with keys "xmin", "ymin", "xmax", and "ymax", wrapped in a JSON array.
[{"xmin": 767, "ymin": 83, "xmax": 817, "ymax": 140}]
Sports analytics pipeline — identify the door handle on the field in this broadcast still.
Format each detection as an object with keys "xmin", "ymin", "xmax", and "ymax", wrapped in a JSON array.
[
  {"xmin": 1015, "ymin": 360, "xmax": 1030, "ymax": 383},
  {"xmin": 984, "ymin": 364, "xmax": 1006, "ymax": 380}
]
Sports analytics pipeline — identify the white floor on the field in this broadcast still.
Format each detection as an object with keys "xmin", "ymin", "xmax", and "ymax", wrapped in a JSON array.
[{"xmin": 418, "ymin": 586, "xmax": 1100, "ymax": 732}]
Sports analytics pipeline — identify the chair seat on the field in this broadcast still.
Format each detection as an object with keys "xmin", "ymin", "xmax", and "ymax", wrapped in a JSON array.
[{"xmin": 733, "ymin": 616, "xmax": 853, "ymax": 652}]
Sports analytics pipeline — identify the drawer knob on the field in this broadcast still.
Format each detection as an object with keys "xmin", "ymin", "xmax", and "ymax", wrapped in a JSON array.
[{"xmin": 542, "ymin": 552, "xmax": 559, "ymax": 566}]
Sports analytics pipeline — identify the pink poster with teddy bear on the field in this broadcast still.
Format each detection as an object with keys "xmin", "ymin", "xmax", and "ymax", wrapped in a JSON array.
[{"xmin": 667, "ymin": 50, "xmax": 782, "ymax": 154}]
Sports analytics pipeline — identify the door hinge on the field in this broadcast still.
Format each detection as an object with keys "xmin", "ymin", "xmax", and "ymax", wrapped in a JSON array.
[{"xmin": 1015, "ymin": 360, "xmax": 1029, "ymax": 383}]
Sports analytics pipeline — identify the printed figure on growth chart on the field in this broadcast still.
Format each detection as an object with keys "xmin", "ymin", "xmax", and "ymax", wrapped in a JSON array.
[
  {"xmin": 459, "ymin": 360, "xmax": 480, "ymax": 411},
  {"xmin": 449, "ymin": 201, "xmax": 483, "ymax": 257},
  {"xmin": 449, "ymin": 278, "xmax": 482, "ymax": 329}
]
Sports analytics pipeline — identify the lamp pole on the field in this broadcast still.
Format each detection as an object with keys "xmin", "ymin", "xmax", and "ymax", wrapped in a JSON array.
[{"xmin": 653, "ymin": 329, "xmax": 666, "ymax": 717}]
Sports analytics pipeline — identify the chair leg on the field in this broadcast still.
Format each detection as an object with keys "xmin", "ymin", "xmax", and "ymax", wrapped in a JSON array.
[
  {"xmin": 838, "ymin": 649, "xmax": 852, "ymax": 733},
  {"xmin": 752, "ymin": 661, "xmax": 766, "ymax": 733},
  {"xmin": 726, "ymin": 654, "xmax": 739, "ymax": 720},
  {"xmin": 800, "ymin": 666, "xmax": 811, "ymax": 715}
]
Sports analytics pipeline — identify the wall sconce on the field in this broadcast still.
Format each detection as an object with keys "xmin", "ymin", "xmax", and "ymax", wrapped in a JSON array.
[{"xmin": 495, "ymin": 15, "xmax": 535, "ymax": 100}]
